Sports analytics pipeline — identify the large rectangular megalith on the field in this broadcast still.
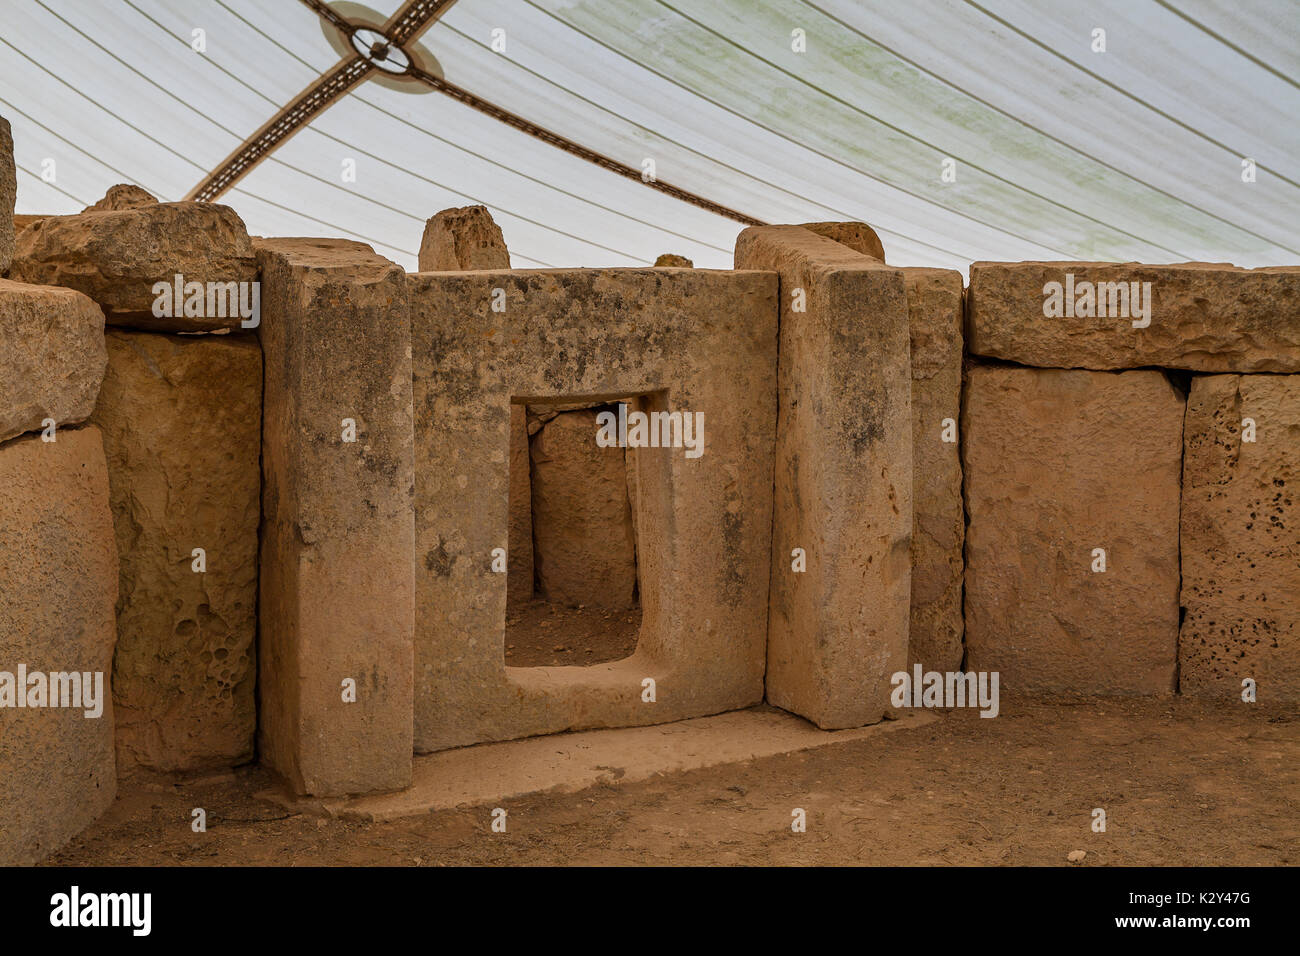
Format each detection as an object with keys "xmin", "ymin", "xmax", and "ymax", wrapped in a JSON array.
[
  {"xmin": 255, "ymin": 238, "xmax": 415, "ymax": 796},
  {"xmin": 735, "ymin": 226, "xmax": 913, "ymax": 729},
  {"xmin": 1181, "ymin": 374, "xmax": 1300, "ymax": 702},
  {"xmin": 963, "ymin": 367, "xmax": 1183, "ymax": 694}
]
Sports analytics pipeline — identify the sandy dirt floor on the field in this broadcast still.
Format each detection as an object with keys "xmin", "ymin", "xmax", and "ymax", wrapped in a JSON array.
[
  {"xmin": 46, "ymin": 696, "xmax": 1298, "ymax": 866},
  {"xmin": 504, "ymin": 599, "xmax": 641, "ymax": 666}
]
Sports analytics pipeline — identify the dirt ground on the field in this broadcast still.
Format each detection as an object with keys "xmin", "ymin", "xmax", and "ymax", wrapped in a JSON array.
[
  {"xmin": 504, "ymin": 599, "xmax": 640, "ymax": 666},
  {"xmin": 46, "ymin": 696, "xmax": 1298, "ymax": 866}
]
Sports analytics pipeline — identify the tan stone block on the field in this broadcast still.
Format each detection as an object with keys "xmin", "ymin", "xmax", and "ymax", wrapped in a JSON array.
[
  {"xmin": 0, "ymin": 428, "xmax": 118, "ymax": 865},
  {"xmin": 0, "ymin": 116, "xmax": 13, "ymax": 273},
  {"xmin": 1181, "ymin": 374, "xmax": 1300, "ymax": 702},
  {"xmin": 9, "ymin": 202, "xmax": 258, "ymax": 331},
  {"xmin": 84, "ymin": 184, "xmax": 158, "ymax": 212},
  {"xmin": 88, "ymin": 330, "xmax": 261, "ymax": 772},
  {"xmin": 735, "ymin": 225, "xmax": 912, "ymax": 729},
  {"xmin": 417, "ymin": 205, "xmax": 510, "ymax": 271},
  {"xmin": 0, "ymin": 278, "xmax": 107, "ymax": 443},
  {"xmin": 255, "ymin": 238, "xmax": 415, "ymax": 796},
  {"xmin": 653, "ymin": 254, "xmax": 693, "ymax": 267},
  {"xmin": 530, "ymin": 408, "xmax": 637, "ymax": 609},
  {"xmin": 506, "ymin": 404, "xmax": 534, "ymax": 606},
  {"xmin": 411, "ymin": 268, "xmax": 777, "ymax": 752},
  {"xmin": 963, "ymin": 367, "xmax": 1182, "ymax": 694},
  {"xmin": 903, "ymin": 268, "xmax": 964, "ymax": 672},
  {"xmin": 798, "ymin": 221, "xmax": 886, "ymax": 262},
  {"xmin": 968, "ymin": 262, "xmax": 1300, "ymax": 372}
]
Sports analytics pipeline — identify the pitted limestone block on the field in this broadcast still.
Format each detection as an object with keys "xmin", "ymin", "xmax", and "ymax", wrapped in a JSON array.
[
  {"xmin": 0, "ymin": 116, "xmax": 14, "ymax": 273},
  {"xmin": 0, "ymin": 428, "xmax": 118, "ymax": 865},
  {"xmin": 903, "ymin": 268, "xmax": 964, "ymax": 673},
  {"xmin": 0, "ymin": 278, "xmax": 107, "ymax": 443},
  {"xmin": 418, "ymin": 205, "xmax": 510, "ymax": 271},
  {"xmin": 88, "ymin": 330, "xmax": 261, "ymax": 772},
  {"xmin": 530, "ymin": 408, "xmax": 638, "ymax": 609},
  {"xmin": 1181, "ymin": 374, "xmax": 1300, "ymax": 702},
  {"xmin": 735, "ymin": 225, "xmax": 912, "ymax": 730},
  {"xmin": 799, "ymin": 221, "xmax": 886, "ymax": 262},
  {"xmin": 9, "ymin": 202, "xmax": 258, "ymax": 331},
  {"xmin": 411, "ymin": 268, "xmax": 777, "ymax": 752},
  {"xmin": 506, "ymin": 404, "xmax": 534, "ymax": 606},
  {"xmin": 963, "ymin": 367, "xmax": 1182, "ymax": 694},
  {"xmin": 968, "ymin": 262, "xmax": 1300, "ymax": 372},
  {"xmin": 255, "ymin": 237, "xmax": 415, "ymax": 796},
  {"xmin": 84, "ymin": 184, "xmax": 158, "ymax": 212},
  {"xmin": 653, "ymin": 254, "xmax": 693, "ymax": 267}
]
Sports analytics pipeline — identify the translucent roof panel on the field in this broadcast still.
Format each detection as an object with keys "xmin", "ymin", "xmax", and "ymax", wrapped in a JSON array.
[{"xmin": 2, "ymin": 0, "xmax": 1295, "ymax": 272}]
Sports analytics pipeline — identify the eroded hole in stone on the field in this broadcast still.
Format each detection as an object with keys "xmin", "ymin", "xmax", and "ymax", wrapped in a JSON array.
[{"xmin": 504, "ymin": 395, "xmax": 647, "ymax": 667}]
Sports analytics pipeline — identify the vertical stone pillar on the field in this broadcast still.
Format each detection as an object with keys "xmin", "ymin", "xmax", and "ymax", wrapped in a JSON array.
[
  {"xmin": 735, "ymin": 225, "xmax": 912, "ymax": 729},
  {"xmin": 255, "ymin": 238, "xmax": 415, "ymax": 796}
]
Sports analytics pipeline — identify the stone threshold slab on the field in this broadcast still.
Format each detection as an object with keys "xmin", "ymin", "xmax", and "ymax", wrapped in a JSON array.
[{"xmin": 261, "ymin": 707, "xmax": 936, "ymax": 823}]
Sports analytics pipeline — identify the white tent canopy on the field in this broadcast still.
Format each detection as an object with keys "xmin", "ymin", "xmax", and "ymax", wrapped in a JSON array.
[{"xmin": 2, "ymin": 0, "xmax": 1296, "ymax": 272}]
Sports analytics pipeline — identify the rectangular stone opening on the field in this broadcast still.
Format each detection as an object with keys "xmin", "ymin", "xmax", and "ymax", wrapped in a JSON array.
[{"xmin": 505, "ymin": 392, "xmax": 661, "ymax": 668}]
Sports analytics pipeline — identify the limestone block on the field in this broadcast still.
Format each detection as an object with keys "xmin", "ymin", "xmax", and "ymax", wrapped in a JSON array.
[
  {"xmin": 735, "ymin": 225, "xmax": 912, "ymax": 729},
  {"xmin": 654, "ymin": 254, "xmax": 693, "ymax": 267},
  {"xmin": 0, "ymin": 116, "xmax": 13, "ymax": 273},
  {"xmin": 798, "ymin": 221, "xmax": 886, "ymax": 262},
  {"xmin": 417, "ymin": 205, "xmax": 510, "ymax": 271},
  {"xmin": 968, "ymin": 262, "xmax": 1300, "ymax": 372},
  {"xmin": 0, "ymin": 428, "xmax": 118, "ymax": 865},
  {"xmin": 9, "ymin": 202, "xmax": 258, "ymax": 331},
  {"xmin": 88, "ymin": 330, "xmax": 261, "ymax": 772},
  {"xmin": 530, "ymin": 408, "xmax": 638, "ymax": 609},
  {"xmin": 1181, "ymin": 374, "xmax": 1300, "ymax": 702},
  {"xmin": 0, "ymin": 278, "xmax": 107, "ymax": 443},
  {"xmin": 963, "ymin": 367, "xmax": 1182, "ymax": 694},
  {"xmin": 255, "ymin": 237, "xmax": 415, "ymax": 796},
  {"xmin": 411, "ymin": 268, "xmax": 777, "ymax": 752},
  {"xmin": 84, "ymin": 184, "xmax": 158, "ymax": 212},
  {"xmin": 507, "ymin": 404, "xmax": 534, "ymax": 606},
  {"xmin": 903, "ymin": 268, "xmax": 964, "ymax": 673}
]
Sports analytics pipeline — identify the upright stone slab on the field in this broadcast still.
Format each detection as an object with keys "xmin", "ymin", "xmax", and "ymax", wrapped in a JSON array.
[
  {"xmin": 0, "ymin": 428, "xmax": 118, "ymax": 865},
  {"xmin": 411, "ymin": 268, "xmax": 776, "ymax": 751},
  {"xmin": 903, "ymin": 268, "xmax": 964, "ymax": 672},
  {"xmin": 0, "ymin": 278, "xmax": 107, "ymax": 443},
  {"xmin": 963, "ymin": 367, "xmax": 1182, "ymax": 694},
  {"xmin": 9, "ymin": 201, "xmax": 258, "ymax": 331},
  {"xmin": 1181, "ymin": 374, "xmax": 1300, "ymax": 702},
  {"xmin": 735, "ymin": 225, "xmax": 912, "ymax": 730},
  {"xmin": 968, "ymin": 262, "xmax": 1300, "ymax": 372},
  {"xmin": 0, "ymin": 115, "xmax": 14, "ymax": 273},
  {"xmin": 506, "ymin": 404, "xmax": 534, "ymax": 606},
  {"xmin": 530, "ymin": 408, "xmax": 638, "ymax": 609},
  {"xmin": 88, "ymin": 330, "xmax": 261, "ymax": 772},
  {"xmin": 256, "ymin": 238, "xmax": 415, "ymax": 796}
]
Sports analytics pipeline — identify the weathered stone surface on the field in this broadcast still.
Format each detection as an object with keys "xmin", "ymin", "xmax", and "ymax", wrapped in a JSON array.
[
  {"xmin": 1181, "ymin": 374, "xmax": 1300, "ymax": 702},
  {"xmin": 9, "ymin": 202, "xmax": 258, "ymax": 331},
  {"xmin": 530, "ymin": 408, "xmax": 638, "ymax": 609},
  {"xmin": 0, "ymin": 278, "xmax": 107, "ymax": 443},
  {"xmin": 0, "ymin": 428, "xmax": 118, "ymax": 865},
  {"xmin": 735, "ymin": 225, "xmax": 912, "ymax": 729},
  {"xmin": 963, "ymin": 367, "xmax": 1182, "ymax": 694},
  {"xmin": 903, "ymin": 268, "xmax": 964, "ymax": 672},
  {"xmin": 968, "ymin": 261, "xmax": 1300, "ymax": 372},
  {"xmin": 84, "ymin": 184, "xmax": 158, "ymax": 212},
  {"xmin": 799, "ymin": 221, "xmax": 886, "ymax": 262},
  {"xmin": 0, "ymin": 116, "xmax": 13, "ymax": 273},
  {"xmin": 417, "ymin": 205, "xmax": 510, "ymax": 271},
  {"xmin": 13, "ymin": 214, "xmax": 49, "ymax": 237},
  {"xmin": 88, "ymin": 330, "xmax": 261, "ymax": 772},
  {"xmin": 256, "ymin": 237, "xmax": 415, "ymax": 796},
  {"xmin": 654, "ymin": 254, "xmax": 693, "ymax": 267},
  {"xmin": 507, "ymin": 404, "xmax": 534, "ymax": 606},
  {"xmin": 411, "ymin": 268, "xmax": 777, "ymax": 752}
]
